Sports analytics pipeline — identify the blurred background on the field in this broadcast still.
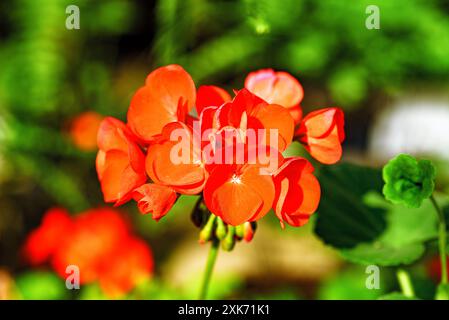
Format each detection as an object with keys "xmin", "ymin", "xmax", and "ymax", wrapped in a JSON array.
[{"xmin": 1, "ymin": 0, "xmax": 449, "ymax": 299}]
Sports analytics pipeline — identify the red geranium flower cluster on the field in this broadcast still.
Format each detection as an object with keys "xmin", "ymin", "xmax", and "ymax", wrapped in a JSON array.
[
  {"xmin": 96, "ymin": 65, "xmax": 344, "ymax": 228},
  {"xmin": 23, "ymin": 207, "xmax": 153, "ymax": 297}
]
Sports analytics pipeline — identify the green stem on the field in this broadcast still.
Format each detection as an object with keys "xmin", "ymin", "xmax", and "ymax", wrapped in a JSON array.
[
  {"xmin": 198, "ymin": 239, "xmax": 219, "ymax": 300},
  {"xmin": 431, "ymin": 195, "xmax": 448, "ymax": 284},
  {"xmin": 397, "ymin": 269, "xmax": 415, "ymax": 298}
]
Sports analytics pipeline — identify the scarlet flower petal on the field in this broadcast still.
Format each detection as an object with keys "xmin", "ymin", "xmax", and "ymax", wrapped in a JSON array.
[
  {"xmin": 96, "ymin": 149, "xmax": 106, "ymax": 180},
  {"xmin": 97, "ymin": 117, "xmax": 129, "ymax": 152},
  {"xmin": 100, "ymin": 150, "xmax": 147, "ymax": 205},
  {"xmin": 250, "ymin": 103, "xmax": 295, "ymax": 152},
  {"xmin": 273, "ymin": 157, "xmax": 320, "ymax": 227},
  {"xmin": 204, "ymin": 164, "xmax": 275, "ymax": 226},
  {"xmin": 215, "ymin": 89, "xmax": 266, "ymax": 128},
  {"xmin": 296, "ymin": 108, "xmax": 345, "ymax": 164},
  {"xmin": 245, "ymin": 69, "xmax": 304, "ymax": 109},
  {"xmin": 289, "ymin": 104, "xmax": 303, "ymax": 125},
  {"xmin": 196, "ymin": 85, "xmax": 231, "ymax": 116},
  {"xmin": 96, "ymin": 118, "xmax": 147, "ymax": 205},
  {"xmin": 132, "ymin": 183, "xmax": 177, "ymax": 221},
  {"xmin": 145, "ymin": 122, "xmax": 207, "ymax": 195},
  {"xmin": 127, "ymin": 65, "xmax": 196, "ymax": 142}
]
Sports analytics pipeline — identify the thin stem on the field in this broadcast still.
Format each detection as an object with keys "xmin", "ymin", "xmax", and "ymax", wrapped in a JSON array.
[
  {"xmin": 198, "ymin": 239, "xmax": 219, "ymax": 300},
  {"xmin": 431, "ymin": 195, "xmax": 448, "ymax": 284},
  {"xmin": 397, "ymin": 269, "xmax": 415, "ymax": 298}
]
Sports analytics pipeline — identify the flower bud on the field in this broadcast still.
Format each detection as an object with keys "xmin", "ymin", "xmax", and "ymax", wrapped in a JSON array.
[
  {"xmin": 221, "ymin": 226, "xmax": 236, "ymax": 251},
  {"xmin": 235, "ymin": 224, "xmax": 245, "ymax": 239},
  {"xmin": 215, "ymin": 218, "xmax": 227, "ymax": 240},
  {"xmin": 243, "ymin": 222, "xmax": 256, "ymax": 242},
  {"xmin": 191, "ymin": 198, "xmax": 209, "ymax": 228},
  {"xmin": 383, "ymin": 154, "xmax": 435, "ymax": 208},
  {"xmin": 199, "ymin": 214, "xmax": 216, "ymax": 244}
]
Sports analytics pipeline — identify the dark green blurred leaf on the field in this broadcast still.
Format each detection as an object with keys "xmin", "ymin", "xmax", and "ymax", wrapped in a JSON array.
[{"xmin": 314, "ymin": 163, "xmax": 387, "ymax": 248}]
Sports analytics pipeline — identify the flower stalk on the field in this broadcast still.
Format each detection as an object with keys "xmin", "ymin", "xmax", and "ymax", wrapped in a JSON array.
[
  {"xmin": 199, "ymin": 239, "xmax": 220, "ymax": 300},
  {"xmin": 397, "ymin": 269, "xmax": 415, "ymax": 298}
]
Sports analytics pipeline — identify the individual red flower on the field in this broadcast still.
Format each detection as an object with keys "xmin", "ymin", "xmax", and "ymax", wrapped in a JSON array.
[
  {"xmin": 96, "ymin": 117, "xmax": 147, "ymax": 205},
  {"xmin": 23, "ymin": 207, "xmax": 153, "ymax": 298},
  {"xmin": 245, "ymin": 69, "xmax": 304, "ymax": 124},
  {"xmin": 132, "ymin": 183, "xmax": 177, "ymax": 220},
  {"xmin": 69, "ymin": 111, "xmax": 104, "ymax": 151},
  {"xmin": 204, "ymin": 164, "xmax": 275, "ymax": 226},
  {"xmin": 295, "ymin": 107, "xmax": 345, "ymax": 164},
  {"xmin": 245, "ymin": 69, "xmax": 304, "ymax": 109},
  {"xmin": 213, "ymin": 89, "xmax": 295, "ymax": 152},
  {"xmin": 272, "ymin": 157, "xmax": 321, "ymax": 228},
  {"xmin": 203, "ymin": 144, "xmax": 281, "ymax": 226},
  {"xmin": 145, "ymin": 121, "xmax": 208, "ymax": 195},
  {"xmin": 127, "ymin": 64, "xmax": 196, "ymax": 142}
]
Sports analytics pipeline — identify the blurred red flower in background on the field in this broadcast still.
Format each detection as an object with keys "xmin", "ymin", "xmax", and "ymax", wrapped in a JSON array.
[
  {"xmin": 427, "ymin": 255, "xmax": 449, "ymax": 283},
  {"xmin": 23, "ymin": 207, "xmax": 153, "ymax": 298},
  {"xmin": 96, "ymin": 64, "xmax": 345, "ymax": 229},
  {"xmin": 69, "ymin": 111, "xmax": 104, "ymax": 151}
]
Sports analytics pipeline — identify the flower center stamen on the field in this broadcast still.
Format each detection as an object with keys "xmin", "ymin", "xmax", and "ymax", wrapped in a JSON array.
[{"xmin": 230, "ymin": 174, "xmax": 242, "ymax": 184}]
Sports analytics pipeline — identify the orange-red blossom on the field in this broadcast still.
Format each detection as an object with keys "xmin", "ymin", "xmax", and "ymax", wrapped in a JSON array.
[
  {"xmin": 23, "ymin": 207, "xmax": 153, "ymax": 298},
  {"xmin": 96, "ymin": 65, "xmax": 345, "ymax": 228}
]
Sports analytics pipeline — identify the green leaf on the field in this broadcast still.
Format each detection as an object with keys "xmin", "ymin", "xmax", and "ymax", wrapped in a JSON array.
[
  {"xmin": 340, "ymin": 242, "xmax": 425, "ymax": 266},
  {"xmin": 314, "ymin": 163, "xmax": 440, "ymax": 266},
  {"xmin": 341, "ymin": 193, "xmax": 439, "ymax": 266},
  {"xmin": 16, "ymin": 271, "xmax": 68, "ymax": 300},
  {"xmin": 314, "ymin": 163, "xmax": 387, "ymax": 248}
]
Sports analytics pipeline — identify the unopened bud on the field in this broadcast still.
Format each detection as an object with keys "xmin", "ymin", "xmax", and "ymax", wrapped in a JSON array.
[
  {"xmin": 243, "ymin": 222, "xmax": 256, "ymax": 242},
  {"xmin": 222, "ymin": 225, "xmax": 235, "ymax": 251},
  {"xmin": 235, "ymin": 224, "xmax": 244, "ymax": 239},
  {"xmin": 199, "ymin": 214, "xmax": 216, "ymax": 243},
  {"xmin": 215, "ymin": 217, "xmax": 227, "ymax": 240}
]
